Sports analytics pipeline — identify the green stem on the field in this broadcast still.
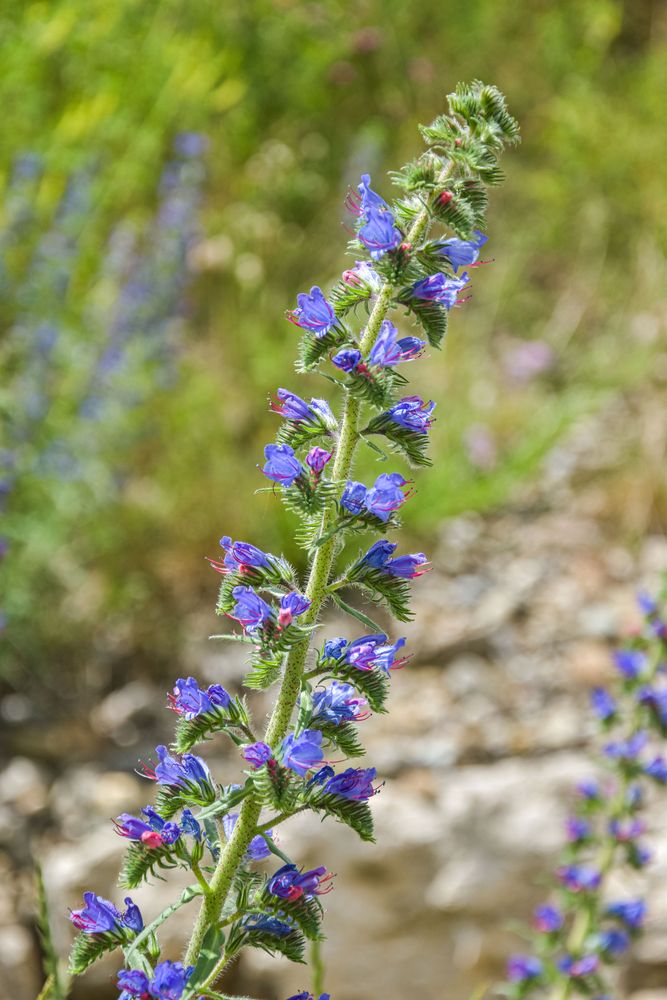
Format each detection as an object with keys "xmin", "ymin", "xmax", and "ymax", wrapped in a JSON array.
[{"xmin": 183, "ymin": 168, "xmax": 449, "ymax": 971}]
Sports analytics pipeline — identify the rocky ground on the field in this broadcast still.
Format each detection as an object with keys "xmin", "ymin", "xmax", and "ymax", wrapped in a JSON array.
[{"xmin": 2, "ymin": 393, "xmax": 667, "ymax": 1000}]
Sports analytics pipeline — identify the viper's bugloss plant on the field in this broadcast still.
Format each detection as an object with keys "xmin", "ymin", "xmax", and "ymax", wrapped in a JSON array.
[
  {"xmin": 496, "ymin": 590, "xmax": 667, "ymax": 1000},
  {"xmin": 66, "ymin": 82, "xmax": 518, "ymax": 1000}
]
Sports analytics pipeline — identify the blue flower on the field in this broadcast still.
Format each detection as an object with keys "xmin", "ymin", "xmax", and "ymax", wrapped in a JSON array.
[
  {"xmin": 576, "ymin": 779, "xmax": 601, "ymax": 800},
  {"xmin": 262, "ymin": 443, "xmax": 304, "ymax": 486},
  {"xmin": 306, "ymin": 446, "xmax": 332, "ymax": 475},
  {"xmin": 322, "ymin": 636, "xmax": 347, "ymax": 660},
  {"xmin": 307, "ymin": 765, "xmax": 335, "ymax": 788},
  {"xmin": 150, "ymin": 745, "xmax": 213, "ymax": 796},
  {"xmin": 281, "ymin": 729, "xmax": 324, "ymax": 776},
  {"xmin": 324, "ymin": 766, "xmax": 377, "ymax": 800},
  {"xmin": 637, "ymin": 590, "xmax": 658, "ymax": 616},
  {"xmin": 644, "ymin": 755, "xmax": 667, "ymax": 782},
  {"xmin": 384, "ymin": 552, "xmax": 431, "ymax": 578},
  {"xmin": 360, "ymin": 539, "xmax": 397, "ymax": 568},
  {"xmin": 358, "ymin": 208, "xmax": 402, "ymax": 259},
  {"xmin": 148, "ymin": 961, "xmax": 194, "ymax": 999},
  {"xmin": 331, "ymin": 348, "xmax": 362, "ymax": 373},
  {"xmin": 346, "ymin": 634, "xmax": 406, "ymax": 673},
  {"xmin": 70, "ymin": 892, "xmax": 126, "ymax": 934},
  {"xmin": 507, "ymin": 955, "xmax": 542, "ymax": 982},
  {"xmin": 534, "ymin": 904, "xmax": 563, "ymax": 933},
  {"xmin": 244, "ymin": 914, "xmax": 293, "ymax": 937},
  {"xmin": 278, "ymin": 590, "xmax": 312, "ymax": 627},
  {"xmin": 288, "ymin": 286, "xmax": 336, "ymax": 337},
  {"xmin": 364, "ymin": 472, "xmax": 409, "ymax": 522},
  {"xmin": 219, "ymin": 536, "xmax": 271, "ymax": 571},
  {"xmin": 356, "ymin": 173, "xmax": 389, "ymax": 216},
  {"xmin": 223, "ymin": 813, "xmax": 273, "ymax": 860},
  {"xmin": 117, "ymin": 969, "xmax": 149, "ymax": 998},
  {"xmin": 606, "ymin": 899, "xmax": 646, "ymax": 929},
  {"xmin": 311, "ymin": 683, "xmax": 369, "ymax": 725},
  {"xmin": 243, "ymin": 741, "xmax": 274, "ymax": 768},
  {"xmin": 121, "ymin": 897, "xmax": 143, "ymax": 933},
  {"xmin": 566, "ymin": 816, "xmax": 591, "ymax": 842},
  {"xmin": 435, "ymin": 230, "xmax": 488, "ymax": 271},
  {"xmin": 369, "ymin": 320, "xmax": 425, "ymax": 366},
  {"xmin": 590, "ymin": 687, "xmax": 616, "ymax": 721},
  {"xmin": 268, "ymin": 863, "xmax": 333, "ymax": 901},
  {"xmin": 637, "ymin": 685, "xmax": 667, "ymax": 725},
  {"xmin": 385, "ymin": 396, "xmax": 436, "ymax": 433},
  {"xmin": 612, "ymin": 649, "xmax": 646, "ymax": 679},
  {"xmin": 230, "ymin": 586, "xmax": 273, "ymax": 632},
  {"xmin": 598, "ymin": 929, "xmax": 630, "ymax": 956},
  {"xmin": 411, "ymin": 271, "xmax": 469, "ymax": 307},
  {"xmin": 180, "ymin": 809, "xmax": 202, "ymax": 841},
  {"xmin": 342, "ymin": 260, "xmax": 382, "ymax": 291},
  {"xmin": 271, "ymin": 390, "xmax": 337, "ymax": 431},
  {"xmin": 340, "ymin": 480, "xmax": 368, "ymax": 515},
  {"xmin": 557, "ymin": 864, "xmax": 602, "ymax": 893},
  {"xmin": 603, "ymin": 731, "xmax": 647, "ymax": 761},
  {"xmin": 169, "ymin": 676, "xmax": 231, "ymax": 719}
]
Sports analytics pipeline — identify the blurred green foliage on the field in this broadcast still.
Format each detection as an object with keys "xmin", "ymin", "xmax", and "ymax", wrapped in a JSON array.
[{"xmin": 1, "ymin": 0, "xmax": 666, "ymax": 705}]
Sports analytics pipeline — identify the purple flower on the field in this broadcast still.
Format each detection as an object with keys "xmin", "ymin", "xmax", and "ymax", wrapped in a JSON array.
[
  {"xmin": 591, "ymin": 687, "xmax": 616, "ymax": 721},
  {"xmin": 281, "ymin": 729, "xmax": 324, "ymax": 776},
  {"xmin": 288, "ymin": 286, "xmax": 336, "ymax": 337},
  {"xmin": 353, "ymin": 173, "xmax": 389, "ymax": 216},
  {"xmin": 219, "ymin": 536, "xmax": 271, "ymax": 571},
  {"xmin": 566, "ymin": 816, "xmax": 591, "ymax": 842},
  {"xmin": 122, "ymin": 897, "xmax": 143, "ymax": 933},
  {"xmin": 637, "ymin": 590, "xmax": 658, "ymax": 616},
  {"xmin": 364, "ymin": 472, "xmax": 410, "ymax": 522},
  {"xmin": 268, "ymin": 863, "xmax": 333, "ymax": 901},
  {"xmin": 148, "ymin": 745, "xmax": 213, "ymax": 795},
  {"xmin": 306, "ymin": 447, "xmax": 332, "ymax": 475},
  {"xmin": 342, "ymin": 260, "xmax": 382, "ymax": 291},
  {"xmin": 341, "ymin": 480, "xmax": 368, "ymax": 515},
  {"xmin": 435, "ymin": 230, "xmax": 488, "ymax": 271},
  {"xmin": 609, "ymin": 817, "xmax": 645, "ymax": 842},
  {"xmin": 324, "ymin": 766, "xmax": 377, "ymax": 800},
  {"xmin": 369, "ymin": 320, "xmax": 424, "ymax": 366},
  {"xmin": 117, "ymin": 968, "xmax": 149, "ymax": 998},
  {"xmin": 70, "ymin": 892, "xmax": 125, "ymax": 934},
  {"xmin": 558, "ymin": 954, "xmax": 600, "ymax": 978},
  {"xmin": 358, "ymin": 208, "xmax": 402, "ymax": 259},
  {"xmin": 534, "ymin": 904, "xmax": 564, "ymax": 933},
  {"xmin": 644, "ymin": 755, "xmax": 667, "ymax": 782},
  {"xmin": 243, "ymin": 741, "xmax": 274, "ymax": 768},
  {"xmin": 576, "ymin": 779, "xmax": 601, "ymax": 800},
  {"xmin": 286, "ymin": 994, "xmax": 330, "ymax": 1000},
  {"xmin": 603, "ymin": 731, "xmax": 647, "ymax": 761},
  {"xmin": 168, "ymin": 676, "xmax": 231, "ymax": 719},
  {"xmin": 262, "ymin": 443, "xmax": 304, "ymax": 486},
  {"xmin": 384, "ymin": 552, "xmax": 431, "ymax": 578},
  {"xmin": 230, "ymin": 585, "xmax": 273, "ymax": 632},
  {"xmin": 332, "ymin": 348, "xmax": 362, "ymax": 373},
  {"xmin": 386, "ymin": 396, "xmax": 436, "ymax": 434},
  {"xmin": 346, "ymin": 634, "xmax": 406, "ymax": 673},
  {"xmin": 606, "ymin": 899, "xmax": 646, "ymax": 929},
  {"xmin": 411, "ymin": 271, "xmax": 469, "ymax": 307},
  {"xmin": 271, "ymin": 390, "xmax": 336, "ymax": 431},
  {"xmin": 113, "ymin": 809, "xmax": 180, "ymax": 848},
  {"xmin": 557, "ymin": 865, "xmax": 602, "ymax": 893},
  {"xmin": 244, "ymin": 914, "xmax": 293, "ymax": 936},
  {"xmin": 278, "ymin": 591, "xmax": 311, "ymax": 628},
  {"xmin": 613, "ymin": 649, "xmax": 646, "ymax": 679},
  {"xmin": 311, "ymin": 683, "xmax": 369, "ymax": 725},
  {"xmin": 223, "ymin": 812, "xmax": 273, "ymax": 860},
  {"xmin": 637, "ymin": 685, "xmax": 667, "ymax": 725},
  {"xmin": 507, "ymin": 955, "xmax": 543, "ymax": 982}
]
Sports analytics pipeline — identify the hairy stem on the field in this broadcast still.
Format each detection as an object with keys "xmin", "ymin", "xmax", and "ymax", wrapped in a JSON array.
[{"xmin": 183, "ymin": 172, "xmax": 449, "ymax": 969}]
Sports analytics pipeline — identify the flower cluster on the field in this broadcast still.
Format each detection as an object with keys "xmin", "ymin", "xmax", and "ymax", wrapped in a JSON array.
[
  {"xmin": 65, "ymin": 83, "xmax": 518, "ymax": 999},
  {"xmin": 499, "ymin": 591, "xmax": 667, "ymax": 999}
]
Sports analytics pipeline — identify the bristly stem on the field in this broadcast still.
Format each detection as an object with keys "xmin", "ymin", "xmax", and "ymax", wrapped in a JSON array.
[{"xmin": 183, "ymin": 170, "xmax": 449, "ymax": 969}]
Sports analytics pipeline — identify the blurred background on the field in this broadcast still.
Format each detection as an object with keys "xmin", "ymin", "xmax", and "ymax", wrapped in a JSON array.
[{"xmin": 1, "ymin": 1, "xmax": 667, "ymax": 998}]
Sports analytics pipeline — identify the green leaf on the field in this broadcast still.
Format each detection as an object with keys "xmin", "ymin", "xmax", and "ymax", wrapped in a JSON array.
[
  {"xmin": 333, "ymin": 662, "xmax": 390, "ymax": 714},
  {"xmin": 118, "ymin": 842, "xmax": 184, "ymax": 889},
  {"xmin": 330, "ymin": 593, "xmax": 385, "ymax": 632},
  {"xmin": 172, "ymin": 697, "xmax": 252, "ymax": 754},
  {"xmin": 310, "ymin": 791, "xmax": 375, "ymax": 843},
  {"xmin": 68, "ymin": 932, "xmax": 120, "ymax": 976},
  {"xmin": 320, "ymin": 721, "xmax": 365, "ymax": 758},
  {"xmin": 401, "ymin": 297, "xmax": 448, "ymax": 349},
  {"xmin": 251, "ymin": 762, "xmax": 302, "ymax": 814},
  {"xmin": 295, "ymin": 327, "xmax": 346, "ymax": 372}
]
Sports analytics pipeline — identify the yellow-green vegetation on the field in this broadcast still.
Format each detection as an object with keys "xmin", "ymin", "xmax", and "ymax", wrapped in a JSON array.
[{"xmin": 1, "ymin": 0, "xmax": 665, "ymax": 692}]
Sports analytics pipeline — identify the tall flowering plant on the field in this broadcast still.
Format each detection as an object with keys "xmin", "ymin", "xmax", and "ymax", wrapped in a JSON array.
[
  {"xmin": 497, "ymin": 591, "xmax": 667, "ymax": 1000},
  {"xmin": 65, "ymin": 82, "xmax": 518, "ymax": 1000}
]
